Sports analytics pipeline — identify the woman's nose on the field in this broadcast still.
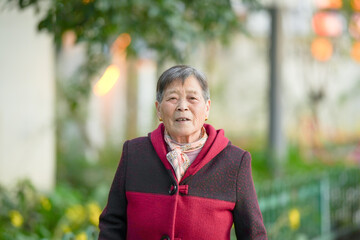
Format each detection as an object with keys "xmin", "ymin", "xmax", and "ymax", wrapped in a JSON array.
[{"xmin": 177, "ymin": 100, "xmax": 189, "ymax": 111}]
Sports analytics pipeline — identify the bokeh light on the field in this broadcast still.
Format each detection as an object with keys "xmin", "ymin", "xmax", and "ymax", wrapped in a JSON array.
[
  {"xmin": 82, "ymin": 0, "xmax": 93, "ymax": 4},
  {"xmin": 111, "ymin": 33, "xmax": 131, "ymax": 54},
  {"xmin": 93, "ymin": 65, "xmax": 120, "ymax": 96},
  {"xmin": 61, "ymin": 31, "xmax": 77, "ymax": 49},
  {"xmin": 315, "ymin": 0, "xmax": 342, "ymax": 9},
  {"xmin": 351, "ymin": 41, "xmax": 360, "ymax": 62},
  {"xmin": 311, "ymin": 37, "xmax": 333, "ymax": 61},
  {"xmin": 351, "ymin": 0, "xmax": 360, "ymax": 11},
  {"xmin": 312, "ymin": 11, "xmax": 343, "ymax": 37}
]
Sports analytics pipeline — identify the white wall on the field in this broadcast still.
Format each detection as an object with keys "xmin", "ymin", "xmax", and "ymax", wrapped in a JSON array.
[
  {"xmin": 136, "ymin": 59, "xmax": 157, "ymax": 136},
  {"xmin": 0, "ymin": 7, "xmax": 55, "ymax": 191}
]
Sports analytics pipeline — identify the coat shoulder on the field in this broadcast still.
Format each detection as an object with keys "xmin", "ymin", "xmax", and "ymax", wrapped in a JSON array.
[
  {"xmin": 124, "ymin": 136, "xmax": 154, "ymax": 156},
  {"xmin": 223, "ymin": 142, "xmax": 248, "ymax": 159},
  {"xmin": 127, "ymin": 136, "xmax": 149, "ymax": 144},
  {"xmin": 127, "ymin": 136, "xmax": 151, "ymax": 147}
]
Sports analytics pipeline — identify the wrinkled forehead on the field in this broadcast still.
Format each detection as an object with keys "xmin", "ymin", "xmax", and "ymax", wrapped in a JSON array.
[
  {"xmin": 163, "ymin": 76, "xmax": 202, "ymax": 92},
  {"xmin": 162, "ymin": 75, "xmax": 195, "ymax": 90}
]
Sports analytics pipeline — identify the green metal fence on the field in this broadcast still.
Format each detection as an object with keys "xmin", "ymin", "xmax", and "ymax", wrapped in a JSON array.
[{"xmin": 254, "ymin": 168, "xmax": 360, "ymax": 240}]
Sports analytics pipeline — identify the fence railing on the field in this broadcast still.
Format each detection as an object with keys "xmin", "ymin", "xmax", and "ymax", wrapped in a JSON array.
[{"xmin": 255, "ymin": 168, "xmax": 360, "ymax": 240}]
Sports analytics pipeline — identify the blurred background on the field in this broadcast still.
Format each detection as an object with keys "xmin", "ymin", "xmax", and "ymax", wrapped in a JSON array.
[{"xmin": 1, "ymin": 0, "xmax": 360, "ymax": 239}]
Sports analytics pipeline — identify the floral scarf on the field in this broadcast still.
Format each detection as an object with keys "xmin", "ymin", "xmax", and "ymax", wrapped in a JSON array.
[{"xmin": 164, "ymin": 127, "xmax": 208, "ymax": 181}]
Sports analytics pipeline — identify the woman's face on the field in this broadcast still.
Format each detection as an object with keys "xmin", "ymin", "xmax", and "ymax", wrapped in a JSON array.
[{"xmin": 156, "ymin": 76, "xmax": 211, "ymax": 143}]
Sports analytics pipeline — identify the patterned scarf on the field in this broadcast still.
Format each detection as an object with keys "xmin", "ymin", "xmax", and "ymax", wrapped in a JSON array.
[{"xmin": 164, "ymin": 127, "xmax": 208, "ymax": 181}]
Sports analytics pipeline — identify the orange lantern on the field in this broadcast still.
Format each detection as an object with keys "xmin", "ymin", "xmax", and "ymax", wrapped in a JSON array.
[
  {"xmin": 351, "ymin": 41, "xmax": 360, "ymax": 62},
  {"xmin": 315, "ymin": 0, "xmax": 342, "ymax": 9},
  {"xmin": 311, "ymin": 37, "xmax": 333, "ymax": 61},
  {"xmin": 351, "ymin": 0, "xmax": 360, "ymax": 11},
  {"xmin": 312, "ymin": 11, "xmax": 343, "ymax": 37}
]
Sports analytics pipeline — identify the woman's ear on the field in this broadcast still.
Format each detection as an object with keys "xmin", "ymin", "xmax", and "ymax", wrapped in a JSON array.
[
  {"xmin": 205, "ymin": 99, "xmax": 211, "ymax": 118},
  {"xmin": 155, "ymin": 101, "xmax": 161, "ymax": 119}
]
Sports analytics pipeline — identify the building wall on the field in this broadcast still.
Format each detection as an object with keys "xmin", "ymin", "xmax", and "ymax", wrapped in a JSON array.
[{"xmin": 0, "ymin": 7, "xmax": 55, "ymax": 191}]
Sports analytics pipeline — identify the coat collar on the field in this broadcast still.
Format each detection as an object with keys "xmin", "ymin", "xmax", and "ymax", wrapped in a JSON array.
[{"xmin": 149, "ymin": 123, "xmax": 229, "ymax": 183}]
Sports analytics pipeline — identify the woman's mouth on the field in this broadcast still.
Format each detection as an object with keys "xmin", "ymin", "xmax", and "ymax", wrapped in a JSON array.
[{"xmin": 176, "ymin": 118, "xmax": 190, "ymax": 122}]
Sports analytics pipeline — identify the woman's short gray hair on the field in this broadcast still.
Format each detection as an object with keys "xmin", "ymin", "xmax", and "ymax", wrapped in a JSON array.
[{"xmin": 156, "ymin": 65, "xmax": 210, "ymax": 102}]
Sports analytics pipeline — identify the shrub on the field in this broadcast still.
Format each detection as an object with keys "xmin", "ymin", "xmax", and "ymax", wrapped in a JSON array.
[{"xmin": 0, "ymin": 180, "xmax": 102, "ymax": 240}]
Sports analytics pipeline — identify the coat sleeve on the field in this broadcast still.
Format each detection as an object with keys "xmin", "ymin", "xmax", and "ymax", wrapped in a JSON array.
[
  {"xmin": 233, "ymin": 151, "xmax": 268, "ymax": 240},
  {"xmin": 98, "ymin": 141, "xmax": 128, "ymax": 240}
]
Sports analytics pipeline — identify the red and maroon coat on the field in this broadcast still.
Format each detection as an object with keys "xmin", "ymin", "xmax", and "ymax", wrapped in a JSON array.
[{"xmin": 99, "ymin": 124, "xmax": 267, "ymax": 240}]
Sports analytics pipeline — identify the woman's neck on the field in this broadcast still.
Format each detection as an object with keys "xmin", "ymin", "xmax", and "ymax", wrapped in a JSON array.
[{"xmin": 168, "ymin": 127, "xmax": 205, "ymax": 144}]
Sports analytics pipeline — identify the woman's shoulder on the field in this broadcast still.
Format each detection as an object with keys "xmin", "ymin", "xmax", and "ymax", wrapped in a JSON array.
[
  {"xmin": 126, "ymin": 136, "xmax": 152, "ymax": 148},
  {"xmin": 127, "ymin": 136, "xmax": 149, "ymax": 143},
  {"xmin": 120, "ymin": 136, "xmax": 155, "ymax": 159},
  {"xmin": 223, "ymin": 142, "xmax": 249, "ymax": 159},
  {"xmin": 227, "ymin": 142, "xmax": 247, "ymax": 153}
]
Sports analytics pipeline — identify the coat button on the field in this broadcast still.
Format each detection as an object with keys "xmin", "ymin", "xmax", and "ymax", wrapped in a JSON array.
[
  {"xmin": 168, "ymin": 184, "xmax": 177, "ymax": 195},
  {"xmin": 161, "ymin": 235, "xmax": 170, "ymax": 240}
]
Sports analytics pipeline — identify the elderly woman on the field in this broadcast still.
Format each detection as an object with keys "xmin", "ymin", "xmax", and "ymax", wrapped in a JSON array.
[{"xmin": 99, "ymin": 65, "xmax": 267, "ymax": 240}]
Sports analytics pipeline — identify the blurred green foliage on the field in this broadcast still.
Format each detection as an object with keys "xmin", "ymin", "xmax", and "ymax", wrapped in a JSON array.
[
  {"xmin": 8, "ymin": 0, "xmax": 257, "ymax": 62},
  {"xmin": 0, "ymin": 180, "xmax": 103, "ymax": 240},
  {"xmin": 56, "ymin": 135, "xmax": 121, "ymax": 195},
  {"xmin": 229, "ymin": 135, "xmax": 350, "ymax": 182}
]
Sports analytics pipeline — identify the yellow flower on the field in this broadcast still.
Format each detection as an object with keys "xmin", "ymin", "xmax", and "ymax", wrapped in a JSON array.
[
  {"xmin": 75, "ymin": 232, "xmax": 87, "ymax": 240},
  {"xmin": 9, "ymin": 210, "xmax": 24, "ymax": 228},
  {"xmin": 60, "ymin": 224, "xmax": 71, "ymax": 233},
  {"xmin": 65, "ymin": 204, "xmax": 86, "ymax": 225},
  {"xmin": 87, "ymin": 202, "xmax": 102, "ymax": 227},
  {"xmin": 39, "ymin": 196, "xmax": 52, "ymax": 211},
  {"xmin": 288, "ymin": 208, "xmax": 301, "ymax": 230}
]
